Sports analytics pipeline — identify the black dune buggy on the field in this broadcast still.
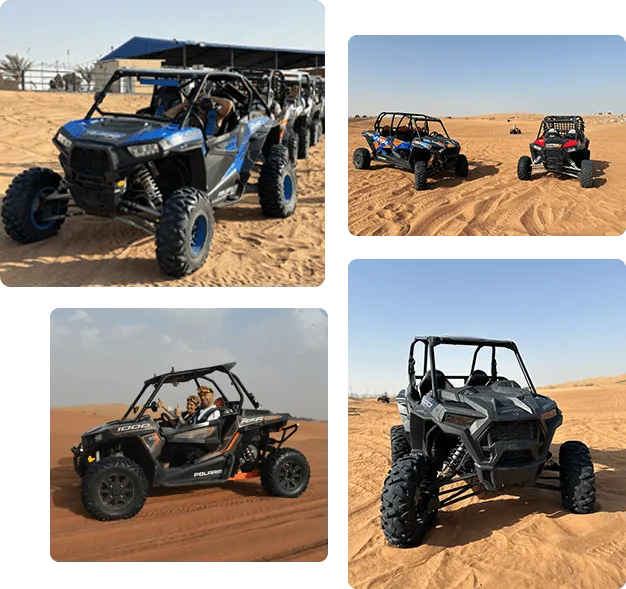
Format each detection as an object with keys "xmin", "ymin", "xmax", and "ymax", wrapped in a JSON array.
[
  {"xmin": 378, "ymin": 393, "xmax": 390, "ymax": 404},
  {"xmin": 517, "ymin": 115, "xmax": 593, "ymax": 188},
  {"xmin": 510, "ymin": 126, "xmax": 522, "ymax": 135},
  {"xmin": 2, "ymin": 67, "xmax": 297, "ymax": 277},
  {"xmin": 71, "ymin": 362, "xmax": 310, "ymax": 521},
  {"xmin": 353, "ymin": 112, "xmax": 468, "ymax": 190},
  {"xmin": 382, "ymin": 336, "xmax": 596, "ymax": 548}
]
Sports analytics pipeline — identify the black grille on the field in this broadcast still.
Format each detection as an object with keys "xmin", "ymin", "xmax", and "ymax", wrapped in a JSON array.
[
  {"xmin": 499, "ymin": 449, "xmax": 535, "ymax": 467},
  {"xmin": 71, "ymin": 148, "xmax": 110, "ymax": 178},
  {"xmin": 489, "ymin": 420, "xmax": 541, "ymax": 442}
]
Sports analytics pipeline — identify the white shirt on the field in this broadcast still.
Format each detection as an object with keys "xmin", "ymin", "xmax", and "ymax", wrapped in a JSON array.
[{"xmin": 195, "ymin": 405, "xmax": 221, "ymax": 424}]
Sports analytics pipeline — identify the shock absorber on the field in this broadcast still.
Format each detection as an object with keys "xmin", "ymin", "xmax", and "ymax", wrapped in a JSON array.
[
  {"xmin": 135, "ymin": 165, "xmax": 163, "ymax": 208},
  {"xmin": 441, "ymin": 441, "xmax": 467, "ymax": 478}
]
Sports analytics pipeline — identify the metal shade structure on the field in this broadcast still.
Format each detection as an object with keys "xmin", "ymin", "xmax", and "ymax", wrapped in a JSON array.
[{"xmin": 99, "ymin": 36, "xmax": 324, "ymax": 70}]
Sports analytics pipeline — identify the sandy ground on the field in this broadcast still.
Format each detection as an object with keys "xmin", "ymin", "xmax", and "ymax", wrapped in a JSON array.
[
  {"xmin": 50, "ymin": 404, "xmax": 327, "ymax": 561},
  {"xmin": 0, "ymin": 91, "xmax": 324, "ymax": 286},
  {"xmin": 348, "ymin": 114, "xmax": 625, "ymax": 236},
  {"xmin": 348, "ymin": 375, "xmax": 626, "ymax": 589}
]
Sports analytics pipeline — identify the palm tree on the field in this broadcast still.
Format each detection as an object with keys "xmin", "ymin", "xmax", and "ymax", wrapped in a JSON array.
[
  {"xmin": 0, "ymin": 54, "xmax": 34, "ymax": 90},
  {"xmin": 75, "ymin": 64, "xmax": 95, "ymax": 91}
]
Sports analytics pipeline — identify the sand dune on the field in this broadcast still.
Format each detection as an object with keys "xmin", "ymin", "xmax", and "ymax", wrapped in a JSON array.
[
  {"xmin": 348, "ymin": 377, "xmax": 626, "ymax": 589},
  {"xmin": 0, "ymin": 91, "xmax": 324, "ymax": 286},
  {"xmin": 348, "ymin": 115, "xmax": 625, "ymax": 236},
  {"xmin": 51, "ymin": 404, "xmax": 327, "ymax": 561}
]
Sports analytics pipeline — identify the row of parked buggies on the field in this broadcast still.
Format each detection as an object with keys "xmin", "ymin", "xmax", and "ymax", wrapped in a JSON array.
[
  {"xmin": 353, "ymin": 113, "xmax": 594, "ymax": 191},
  {"xmin": 1, "ymin": 67, "xmax": 325, "ymax": 277}
]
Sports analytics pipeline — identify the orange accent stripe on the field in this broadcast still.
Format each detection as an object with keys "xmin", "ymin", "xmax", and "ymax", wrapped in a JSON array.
[{"xmin": 230, "ymin": 469, "xmax": 260, "ymax": 480}]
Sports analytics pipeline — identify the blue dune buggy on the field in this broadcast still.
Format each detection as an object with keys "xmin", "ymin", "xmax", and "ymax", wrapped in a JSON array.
[
  {"xmin": 1, "ymin": 67, "xmax": 297, "ymax": 277},
  {"xmin": 353, "ymin": 112, "xmax": 468, "ymax": 190}
]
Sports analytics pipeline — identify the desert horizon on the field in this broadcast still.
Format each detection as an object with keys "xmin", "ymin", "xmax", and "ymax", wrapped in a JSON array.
[{"xmin": 348, "ymin": 373, "xmax": 626, "ymax": 589}]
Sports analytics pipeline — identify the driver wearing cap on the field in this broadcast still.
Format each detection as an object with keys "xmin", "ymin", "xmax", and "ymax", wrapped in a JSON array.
[{"xmin": 189, "ymin": 386, "xmax": 222, "ymax": 424}]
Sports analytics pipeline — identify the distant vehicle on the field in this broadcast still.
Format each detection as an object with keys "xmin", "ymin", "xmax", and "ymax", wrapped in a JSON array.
[
  {"xmin": 352, "ymin": 112, "xmax": 468, "ymax": 191},
  {"xmin": 377, "ymin": 392, "xmax": 390, "ymax": 403},
  {"xmin": 517, "ymin": 115, "xmax": 593, "ymax": 188},
  {"xmin": 510, "ymin": 126, "xmax": 522, "ymax": 135}
]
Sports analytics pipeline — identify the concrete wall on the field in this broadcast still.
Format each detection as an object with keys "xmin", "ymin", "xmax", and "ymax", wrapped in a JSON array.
[{"xmin": 94, "ymin": 59, "xmax": 165, "ymax": 93}]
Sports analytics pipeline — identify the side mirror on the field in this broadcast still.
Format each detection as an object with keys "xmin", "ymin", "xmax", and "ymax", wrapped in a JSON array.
[{"xmin": 150, "ymin": 401, "xmax": 159, "ymax": 412}]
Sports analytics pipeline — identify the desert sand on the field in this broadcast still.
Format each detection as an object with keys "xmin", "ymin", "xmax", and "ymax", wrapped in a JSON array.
[
  {"xmin": 0, "ymin": 91, "xmax": 324, "ymax": 286},
  {"xmin": 348, "ymin": 115, "xmax": 625, "ymax": 236},
  {"xmin": 348, "ymin": 375, "xmax": 626, "ymax": 589},
  {"xmin": 51, "ymin": 404, "xmax": 327, "ymax": 561}
]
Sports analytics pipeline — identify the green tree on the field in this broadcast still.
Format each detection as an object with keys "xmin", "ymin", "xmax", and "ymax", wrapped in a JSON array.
[
  {"xmin": 75, "ymin": 64, "xmax": 95, "ymax": 91},
  {"xmin": 0, "ymin": 53, "xmax": 34, "ymax": 90}
]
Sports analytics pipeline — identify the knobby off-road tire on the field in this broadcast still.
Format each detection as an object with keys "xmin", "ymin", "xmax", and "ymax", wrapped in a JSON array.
[
  {"xmin": 258, "ymin": 144, "xmax": 297, "ymax": 218},
  {"xmin": 261, "ymin": 447, "xmax": 310, "ymax": 498},
  {"xmin": 455, "ymin": 154, "xmax": 469, "ymax": 178},
  {"xmin": 286, "ymin": 131, "xmax": 299, "ymax": 166},
  {"xmin": 380, "ymin": 453, "xmax": 437, "ymax": 548},
  {"xmin": 517, "ymin": 156, "xmax": 532, "ymax": 180},
  {"xmin": 297, "ymin": 123, "xmax": 309, "ymax": 159},
  {"xmin": 2, "ymin": 167, "xmax": 67, "ymax": 243},
  {"xmin": 81, "ymin": 456, "xmax": 149, "ymax": 521},
  {"xmin": 580, "ymin": 159, "xmax": 594, "ymax": 189},
  {"xmin": 390, "ymin": 425, "xmax": 411, "ymax": 465},
  {"xmin": 352, "ymin": 148, "xmax": 371, "ymax": 170},
  {"xmin": 414, "ymin": 160, "xmax": 428, "ymax": 191},
  {"xmin": 310, "ymin": 119, "xmax": 319, "ymax": 147},
  {"xmin": 559, "ymin": 441, "xmax": 596, "ymax": 514},
  {"xmin": 155, "ymin": 187, "xmax": 215, "ymax": 278}
]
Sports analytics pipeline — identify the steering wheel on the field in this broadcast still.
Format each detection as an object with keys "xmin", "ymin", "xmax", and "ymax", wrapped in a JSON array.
[
  {"xmin": 184, "ymin": 108, "xmax": 206, "ymax": 132},
  {"xmin": 159, "ymin": 412, "xmax": 177, "ymax": 428}
]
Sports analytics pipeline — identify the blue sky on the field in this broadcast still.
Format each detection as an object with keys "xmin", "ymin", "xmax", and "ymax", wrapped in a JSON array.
[
  {"xmin": 50, "ymin": 308, "xmax": 328, "ymax": 419},
  {"xmin": 349, "ymin": 260, "xmax": 626, "ymax": 396},
  {"xmin": 349, "ymin": 36, "xmax": 626, "ymax": 116},
  {"xmin": 0, "ymin": 0, "xmax": 324, "ymax": 65}
]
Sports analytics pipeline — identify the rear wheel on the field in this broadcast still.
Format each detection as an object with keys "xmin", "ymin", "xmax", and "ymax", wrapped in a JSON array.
[
  {"xmin": 390, "ymin": 425, "xmax": 411, "ymax": 465},
  {"xmin": 380, "ymin": 453, "xmax": 437, "ymax": 548},
  {"xmin": 297, "ymin": 123, "xmax": 309, "ymax": 159},
  {"xmin": 258, "ymin": 144, "xmax": 298, "ymax": 218},
  {"xmin": 352, "ymin": 148, "xmax": 371, "ymax": 170},
  {"xmin": 261, "ymin": 447, "xmax": 310, "ymax": 498},
  {"xmin": 559, "ymin": 441, "xmax": 595, "ymax": 514},
  {"xmin": 580, "ymin": 159, "xmax": 593, "ymax": 189},
  {"xmin": 81, "ymin": 456, "xmax": 148, "ymax": 521},
  {"xmin": 414, "ymin": 160, "xmax": 428, "ymax": 191},
  {"xmin": 286, "ymin": 131, "xmax": 299, "ymax": 166},
  {"xmin": 517, "ymin": 156, "xmax": 532, "ymax": 180}
]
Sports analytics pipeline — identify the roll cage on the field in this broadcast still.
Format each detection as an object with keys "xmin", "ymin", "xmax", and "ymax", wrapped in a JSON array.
[
  {"xmin": 373, "ymin": 112, "xmax": 451, "ymax": 140},
  {"xmin": 537, "ymin": 116, "xmax": 586, "ymax": 141},
  {"xmin": 408, "ymin": 336, "xmax": 538, "ymax": 400},
  {"xmin": 122, "ymin": 362, "xmax": 261, "ymax": 422},
  {"xmin": 283, "ymin": 71, "xmax": 312, "ymax": 104},
  {"xmin": 232, "ymin": 68, "xmax": 287, "ymax": 108},
  {"xmin": 87, "ymin": 67, "xmax": 272, "ymax": 129}
]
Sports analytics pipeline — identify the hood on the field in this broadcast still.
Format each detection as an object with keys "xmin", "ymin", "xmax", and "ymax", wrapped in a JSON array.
[
  {"xmin": 60, "ymin": 117, "xmax": 203, "ymax": 147},
  {"xmin": 414, "ymin": 136, "xmax": 459, "ymax": 150}
]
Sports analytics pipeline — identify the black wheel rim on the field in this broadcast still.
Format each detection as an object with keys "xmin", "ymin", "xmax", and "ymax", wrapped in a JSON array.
[
  {"xmin": 278, "ymin": 461, "xmax": 303, "ymax": 490},
  {"xmin": 98, "ymin": 474, "xmax": 134, "ymax": 507}
]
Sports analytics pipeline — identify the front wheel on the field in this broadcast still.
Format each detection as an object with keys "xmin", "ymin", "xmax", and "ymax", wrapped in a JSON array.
[
  {"xmin": 380, "ymin": 453, "xmax": 437, "ymax": 548},
  {"xmin": 390, "ymin": 424, "xmax": 411, "ymax": 465},
  {"xmin": 352, "ymin": 148, "xmax": 371, "ymax": 170},
  {"xmin": 81, "ymin": 456, "xmax": 149, "ymax": 521},
  {"xmin": 559, "ymin": 441, "xmax": 595, "ymax": 514},
  {"xmin": 286, "ymin": 131, "xmax": 299, "ymax": 166},
  {"xmin": 2, "ymin": 167, "xmax": 68, "ymax": 243},
  {"xmin": 261, "ymin": 447, "xmax": 310, "ymax": 498},
  {"xmin": 258, "ymin": 144, "xmax": 298, "ymax": 218},
  {"xmin": 414, "ymin": 160, "xmax": 428, "ymax": 191},
  {"xmin": 155, "ymin": 187, "xmax": 215, "ymax": 277},
  {"xmin": 455, "ymin": 153, "xmax": 469, "ymax": 178},
  {"xmin": 517, "ymin": 156, "xmax": 532, "ymax": 180}
]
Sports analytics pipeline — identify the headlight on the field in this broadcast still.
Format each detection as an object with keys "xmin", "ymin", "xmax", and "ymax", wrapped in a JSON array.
[
  {"xmin": 56, "ymin": 132, "xmax": 72, "ymax": 149},
  {"xmin": 444, "ymin": 413, "xmax": 478, "ymax": 427},
  {"xmin": 532, "ymin": 144, "xmax": 543, "ymax": 150},
  {"xmin": 541, "ymin": 408, "xmax": 558, "ymax": 421},
  {"xmin": 127, "ymin": 143, "xmax": 160, "ymax": 158}
]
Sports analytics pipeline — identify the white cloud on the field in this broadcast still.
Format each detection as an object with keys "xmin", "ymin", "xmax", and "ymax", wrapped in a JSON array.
[{"xmin": 67, "ymin": 310, "xmax": 93, "ymax": 323}]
